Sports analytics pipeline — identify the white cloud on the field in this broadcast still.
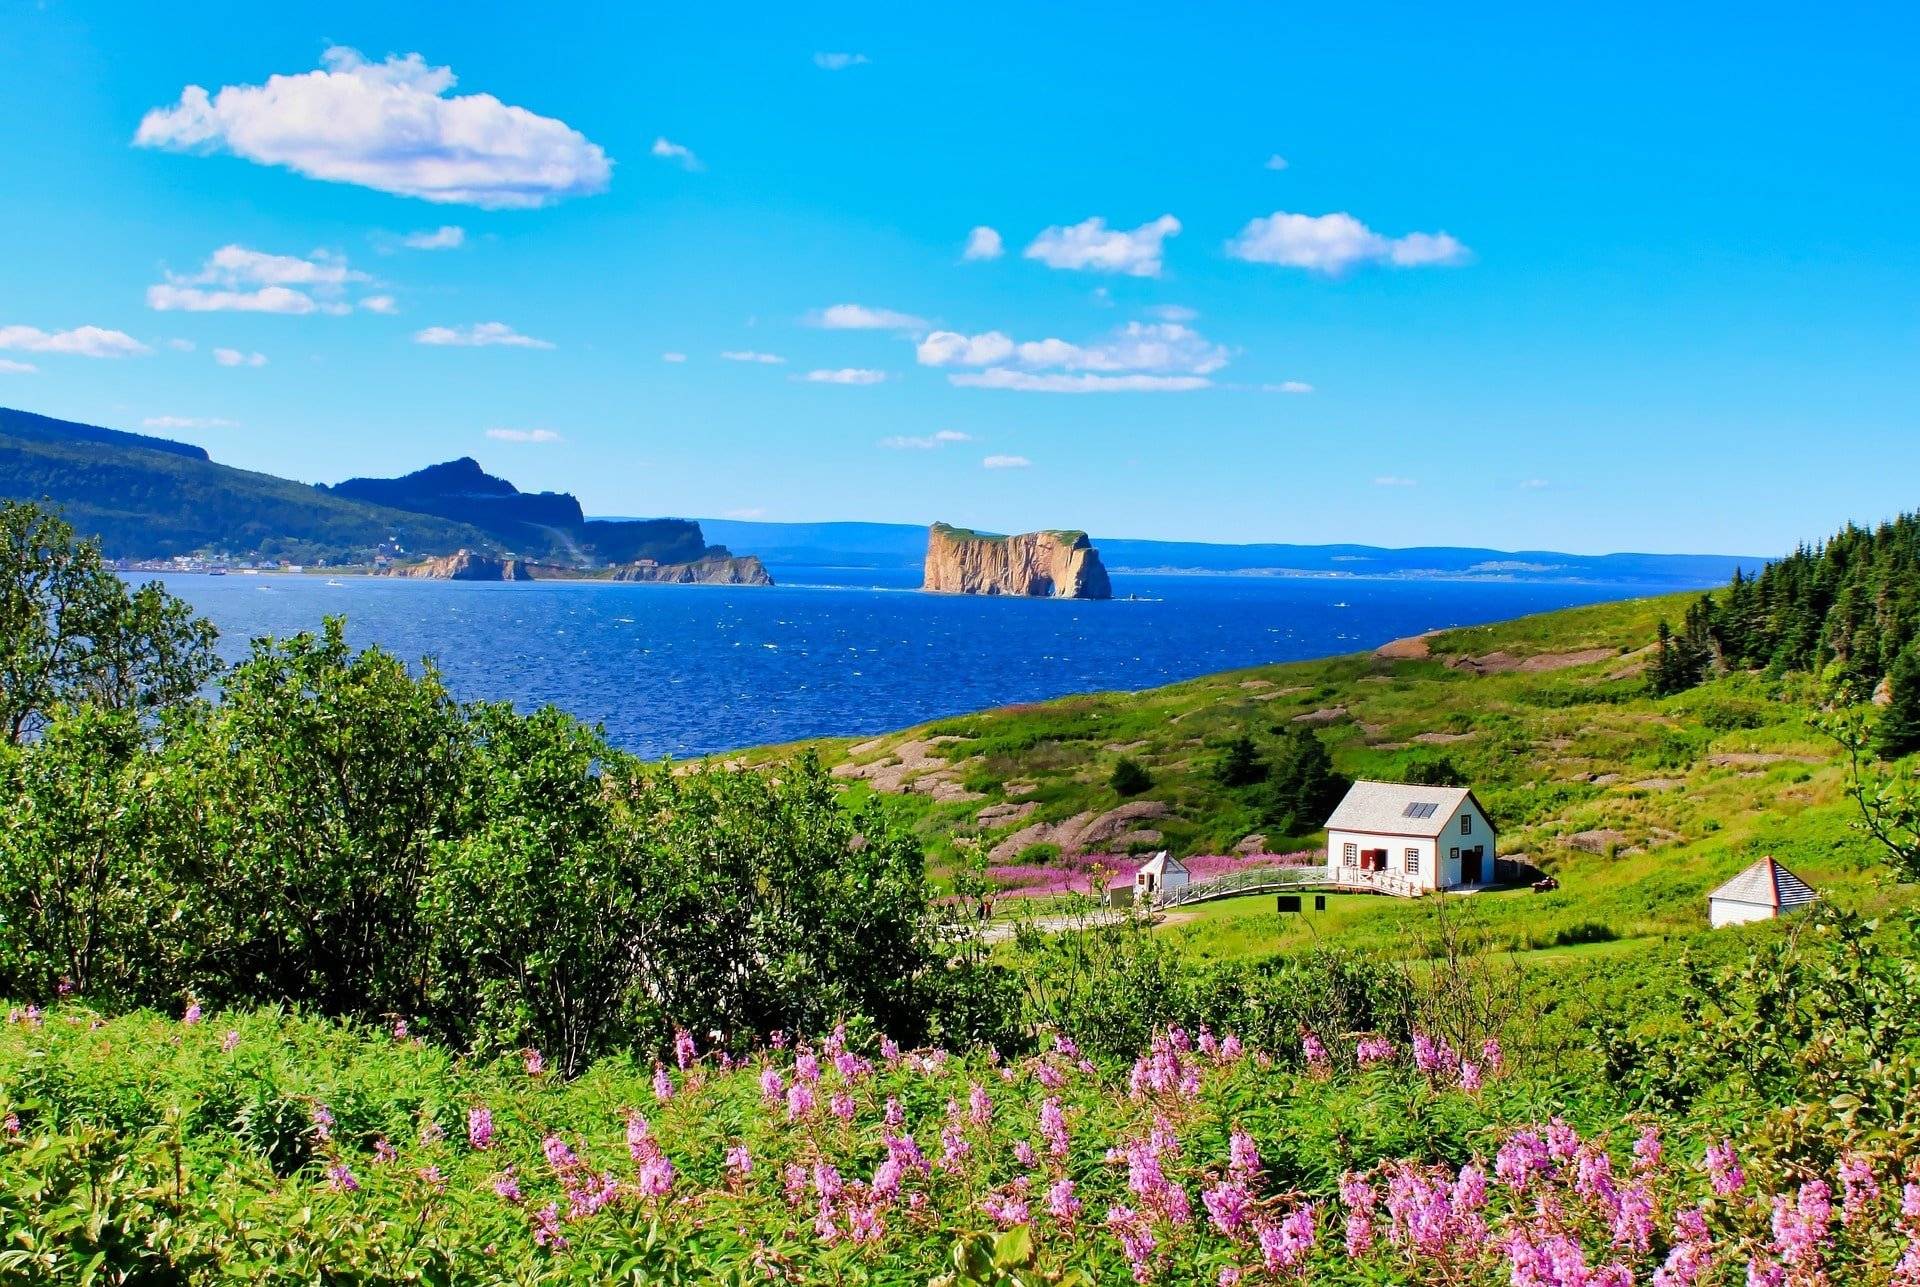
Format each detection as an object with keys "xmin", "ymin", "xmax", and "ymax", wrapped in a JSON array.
[
  {"xmin": 133, "ymin": 47, "xmax": 611, "ymax": 208},
  {"xmin": 402, "ymin": 225, "xmax": 465, "ymax": 250},
  {"xmin": 721, "ymin": 506, "xmax": 767, "ymax": 519},
  {"xmin": 213, "ymin": 347, "xmax": 267, "ymax": 367},
  {"xmin": 143, "ymin": 415, "xmax": 237, "ymax": 429},
  {"xmin": 0, "ymin": 359, "xmax": 37, "ymax": 374},
  {"xmin": 148, "ymin": 244, "xmax": 367, "ymax": 314},
  {"xmin": 953, "ymin": 370, "xmax": 1209, "ymax": 394},
  {"xmin": 812, "ymin": 303, "xmax": 927, "ymax": 331},
  {"xmin": 919, "ymin": 320, "xmax": 1229, "ymax": 395},
  {"xmin": 813, "ymin": 52, "xmax": 870, "ymax": 70},
  {"xmin": 1264, "ymin": 380, "xmax": 1314, "ymax": 394},
  {"xmin": 1264, "ymin": 153, "xmax": 1289, "ymax": 171},
  {"xmin": 720, "ymin": 350, "xmax": 786, "ymax": 364},
  {"xmin": 359, "ymin": 294, "xmax": 398, "ymax": 314},
  {"xmin": 982, "ymin": 454, "xmax": 1031, "ymax": 469},
  {"xmin": 1227, "ymin": 211, "xmax": 1469, "ymax": 273},
  {"xmin": 166, "ymin": 338, "xmax": 196, "ymax": 352},
  {"xmin": 650, "ymin": 137, "xmax": 702, "ymax": 171},
  {"xmin": 1147, "ymin": 304, "xmax": 1197, "ymax": 322},
  {"xmin": 1024, "ymin": 214, "xmax": 1180, "ymax": 277},
  {"xmin": 803, "ymin": 368, "xmax": 886, "ymax": 384},
  {"xmin": 0, "ymin": 325, "xmax": 151, "ymax": 358},
  {"xmin": 413, "ymin": 321, "xmax": 553, "ymax": 348},
  {"xmin": 879, "ymin": 429, "xmax": 973, "ymax": 450},
  {"xmin": 661, "ymin": 351, "xmax": 687, "ymax": 363},
  {"xmin": 1519, "ymin": 478, "xmax": 1551, "ymax": 490},
  {"xmin": 1372, "ymin": 475, "xmax": 1418, "ymax": 487},
  {"xmin": 916, "ymin": 330, "xmax": 1015, "ymax": 367},
  {"xmin": 485, "ymin": 427, "xmax": 563, "ymax": 443},
  {"xmin": 962, "ymin": 226, "xmax": 1003, "ymax": 261}
]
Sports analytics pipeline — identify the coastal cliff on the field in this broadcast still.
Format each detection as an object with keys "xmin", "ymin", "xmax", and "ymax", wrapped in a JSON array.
[
  {"xmin": 609, "ymin": 554, "xmax": 774, "ymax": 586},
  {"xmin": 385, "ymin": 550, "xmax": 774, "ymax": 585},
  {"xmin": 386, "ymin": 550, "xmax": 536, "ymax": 580},
  {"xmin": 921, "ymin": 522, "xmax": 1112, "ymax": 599}
]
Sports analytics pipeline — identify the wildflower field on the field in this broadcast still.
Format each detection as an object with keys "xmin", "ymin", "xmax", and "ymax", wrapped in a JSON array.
[{"xmin": 5, "ymin": 970, "xmax": 1919, "ymax": 1285}]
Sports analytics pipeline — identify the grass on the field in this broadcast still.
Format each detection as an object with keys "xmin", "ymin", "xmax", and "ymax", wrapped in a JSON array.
[{"xmin": 731, "ymin": 586, "xmax": 1917, "ymax": 970}]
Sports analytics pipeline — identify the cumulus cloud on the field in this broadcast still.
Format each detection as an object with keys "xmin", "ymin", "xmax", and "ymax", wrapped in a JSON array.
[
  {"xmin": 359, "ymin": 295, "xmax": 398, "ymax": 314},
  {"xmin": 879, "ymin": 429, "xmax": 972, "ymax": 450},
  {"xmin": 0, "ymin": 324, "xmax": 151, "ymax": 358},
  {"xmin": 485, "ymin": 427, "xmax": 562, "ymax": 443},
  {"xmin": 918, "ymin": 319, "xmax": 1228, "ymax": 395},
  {"xmin": 661, "ymin": 352, "xmax": 687, "ymax": 362},
  {"xmin": 720, "ymin": 350, "xmax": 786, "ymax": 364},
  {"xmin": 1264, "ymin": 153, "xmax": 1289, "ymax": 171},
  {"xmin": 1372, "ymin": 475, "xmax": 1418, "ymax": 487},
  {"xmin": 1264, "ymin": 380, "xmax": 1314, "ymax": 394},
  {"xmin": 0, "ymin": 359, "xmax": 38, "ymax": 374},
  {"xmin": 1024, "ymin": 214, "xmax": 1180, "ymax": 277},
  {"xmin": 148, "ymin": 244, "xmax": 368, "ymax": 314},
  {"xmin": 802, "ymin": 368, "xmax": 886, "ymax": 384},
  {"xmin": 402, "ymin": 225, "xmax": 465, "ymax": 250},
  {"xmin": 813, "ymin": 52, "xmax": 870, "ymax": 70},
  {"xmin": 413, "ymin": 321, "xmax": 553, "ymax": 348},
  {"xmin": 982, "ymin": 454, "xmax": 1031, "ymax": 469},
  {"xmin": 650, "ymin": 137, "xmax": 702, "ymax": 170},
  {"xmin": 133, "ymin": 47, "xmax": 612, "ymax": 208},
  {"xmin": 1227, "ymin": 211, "xmax": 1469, "ymax": 273},
  {"xmin": 213, "ymin": 348, "xmax": 267, "ymax": 367},
  {"xmin": 143, "ymin": 415, "xmax": 237, "ymax": 429},
  {"xmin": 962, "ymin": 226, "xmax": 1003, "ymax": 261},
  {"xmin": 953, "ymin": 370, "xmax": 1209, "ymax": 394},
  {"xmin": 811, "ymin": 303, "xmax": 927, "ymax": 331}
]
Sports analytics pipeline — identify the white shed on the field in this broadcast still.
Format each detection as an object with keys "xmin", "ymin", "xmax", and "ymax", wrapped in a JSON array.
[
  {"xmin": 1325, "ymin": 781, "xmax": 1497, "ymax": 894},
  {"xmin": 1707, "ymin": 856, "xmax": 1816, "ymax": 928},
  {"xmin": 1133, "ymin": 851, "xmax": 1191, "ymax": 898}
]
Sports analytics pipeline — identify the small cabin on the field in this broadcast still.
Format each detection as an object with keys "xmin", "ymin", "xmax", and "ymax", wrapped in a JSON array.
[
  {"xmin": 1707, "ymin": 856, "xmax": 1816, "ymax": 928},
  {"xmin": 1133, "ymin": 851, "xmax": 1191, "ymax": 898},
  {"xmin": 1325, "ymin": 781, "xmax": 1496, "ymax": 893}
]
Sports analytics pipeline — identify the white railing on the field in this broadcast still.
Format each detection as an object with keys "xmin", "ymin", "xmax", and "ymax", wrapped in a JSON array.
[{"xmin": 1150, "ymin": 863, "xmax": 1423, "ymax": 909}]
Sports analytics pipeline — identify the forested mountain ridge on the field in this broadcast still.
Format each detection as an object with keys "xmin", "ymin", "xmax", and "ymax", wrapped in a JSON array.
[{"xmin": 0, "ymin": 407, "xmax": 723, "ymax": 566}]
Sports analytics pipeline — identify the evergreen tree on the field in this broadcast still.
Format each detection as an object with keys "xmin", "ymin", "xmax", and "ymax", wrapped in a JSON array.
[
  {"xmin": 1212, "ymin": 733, "xmax": 1267, "ymax": 788},
  {"xmin": 1874, "ymin": 647, "xmax": 1920, "ymax": 761},
  {"xmin": 1109, "ymin": 756, "xmax": 1153, "ymax": 797},
  {"xmin": 1261, "ymin": 728, "xmax": 1351, "ymax": 835}
]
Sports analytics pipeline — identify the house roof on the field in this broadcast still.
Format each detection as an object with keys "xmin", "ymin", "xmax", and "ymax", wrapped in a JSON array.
[
  {"xmin": 1325, "ymin": 781, "xmax": 1480, "ymax": 838},
  {"xmin": 1708, "ymin": 856, "xmax": 1817, "ymax": 910},
  {"xmin": 1135, "ymin": 851, "xmax": 1187, "ymax": 878}
]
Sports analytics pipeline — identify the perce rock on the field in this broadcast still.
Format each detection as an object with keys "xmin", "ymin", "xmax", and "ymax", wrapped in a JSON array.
[
  {"xmin": 921, "ymin": 522, "xmax": 1112, "ymax": 599},
  {"xmin": 384, "ymin": 550, "xmax": 535, "ymax": 581}
]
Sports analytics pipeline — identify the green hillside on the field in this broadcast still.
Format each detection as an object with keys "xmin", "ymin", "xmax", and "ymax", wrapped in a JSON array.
[{"xmin": 0, "ymin": 407, "xmax": 500, "ymax": 562}]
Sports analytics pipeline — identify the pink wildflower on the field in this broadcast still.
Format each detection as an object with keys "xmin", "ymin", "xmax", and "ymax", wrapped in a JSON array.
[
  {"xmin": 1705, "ymin": 1140, "xmax": 1745, "ymax": 1196},
  {"xmin": 1049, "ymin": 1178, "xmax": 1084, "ymax": 1224},
  {"xmin": 326, "ymin": 1162, "xmax": 358, "ymax": 1192},
  {"xmin": 221, "ymin": 1029, "xmax": 240, "ymax": 1052},
  {"xmin": 530, "ymin": 1203, "xmax": 567, "ymax": 1250},
  {"xmin": 1229, "ymin": 1128, "xmax": 1260, "ymax": 1179},
  {"xmin": 182, "ymin": 1002, "xmax": 202, "ymax": 1025},
  {"xmin": 652, "ymin": 1063, "xmax": 673, "ymax": 1101},
  {"xmin": 724, "ymin": 1144, "xmax": 751, "ymax": 1182},
  {"xmin": 1203, "ymin": 1180, "xmax": 1254, "ymax": 1235},
  {"xmin": 493, "ymin": 1168, "xmax": 523, "ymax": 1204},
  {"xmin": 759, "ymin": 1065, "xmax": 784, "ymax": 1106},
  {"xmin": 1837, "ymin": 1154, "xmax": 1878, "ymax": 1226},
  {"xmin": 467, "ymin": 1106, "xmax": 494, "ymax": 1150},
  {"xmin": 673, "ymin": 1028, "xmax": 697, "ymax": 1070},
  {"xmin": 830, "ymin": 1090, "xmax": 856, "ymax": 1122},
  {"xmin": 785, "ymin": 1082, "xmax": 815, "ymax": 1120},
  {"xmin": 523, "ymin": 1048, "xmax": 544, "ymax": 1077}
]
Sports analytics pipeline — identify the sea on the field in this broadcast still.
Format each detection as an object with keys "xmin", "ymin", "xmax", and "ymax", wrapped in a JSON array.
[{"xmin": 155, "ymin": 566, "xmax": 1667, "ymax": 759}]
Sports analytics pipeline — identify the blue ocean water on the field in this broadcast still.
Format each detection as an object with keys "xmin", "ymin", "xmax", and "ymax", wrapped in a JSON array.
[{"xmin": 156, "ymin": 567, "xmax": 1664, "ymax": 759}]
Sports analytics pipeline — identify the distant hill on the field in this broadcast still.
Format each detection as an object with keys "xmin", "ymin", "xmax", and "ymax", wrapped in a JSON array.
[
  {"xmin": 685, "ymin": 516, "xmax": 1763, "ymax": 588},
  {"xmin": 0, "ymin": 407, "xmax": 497, "ymax": 562},
  {"xmin": 0, "ymin": 407, "xmax": 719, "ymax": 567}
]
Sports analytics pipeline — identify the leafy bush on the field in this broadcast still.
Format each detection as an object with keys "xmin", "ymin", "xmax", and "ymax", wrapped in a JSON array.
[{"xmin": 1109, "ymin": 757, "xmax": 1152, "ymax": 797}]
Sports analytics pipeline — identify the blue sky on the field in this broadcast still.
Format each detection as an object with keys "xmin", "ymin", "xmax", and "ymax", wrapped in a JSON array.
[{"xmin": 2, "ymin": 3, "xmax": 1915, "ymax": 556}]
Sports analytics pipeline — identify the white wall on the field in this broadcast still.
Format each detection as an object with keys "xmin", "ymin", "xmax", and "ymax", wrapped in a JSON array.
[
  {"xmin": 1709, "ymin": 897, "xmax": 1775, "ymax": 929},
  {"xmin": 1328, "ymin": 830, "xmax": 1440, "ymax": 890}
]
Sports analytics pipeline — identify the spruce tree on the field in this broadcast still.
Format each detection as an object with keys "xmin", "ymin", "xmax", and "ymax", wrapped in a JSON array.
[
  {"xmin": 1874, "ymin": 646, "xmax": 1920, "ymax": 761},
  {"xmin": 1262, "ymin": 728, "xmax": 1351, "ymax": 835},
  {"xmin": 1212, "ymin": 733, "xmax": 1267, "ymax": 789}
]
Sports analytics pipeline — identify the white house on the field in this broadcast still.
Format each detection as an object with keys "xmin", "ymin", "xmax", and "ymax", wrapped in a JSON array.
[
  {"xmin": 1132, "ymin": 851, "xmax": 1191, "ymax": 898},
  {"xmin": 1324, "ymin": 781, "xmax": 1496, "ymax": 894},
  {"xmin": 1707, "ymin": 856, "xmax": 1817, "ymax": 928}
]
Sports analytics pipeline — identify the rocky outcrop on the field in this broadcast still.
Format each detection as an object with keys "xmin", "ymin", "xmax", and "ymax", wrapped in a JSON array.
[
  {"xmin": 608, "ymin": 554, "xmax": 774, "ymax": 586},
  {"xmin": 385, "ymin": 550, "xmax": 534, "ymax": 580},
  {"xmin": 921, "ymin": 522, "xmax": 1111, "ymax": 599}
]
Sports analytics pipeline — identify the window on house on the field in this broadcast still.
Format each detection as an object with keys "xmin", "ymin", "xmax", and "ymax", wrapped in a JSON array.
[
  {"xmin": 1405, "ymin": 848, "xmax": 1420, "ymax": 874},
  {"xmin": 1461, "ymin": 814, "xmax": 1472, "ymax": 835},
  {"xmin": 1342, "ymin": 843, "xmax": 1358, "ymax": 867},
  {"xmin": 1450, "ymin": 847, "xmax": 1460, "ymax": 861}
]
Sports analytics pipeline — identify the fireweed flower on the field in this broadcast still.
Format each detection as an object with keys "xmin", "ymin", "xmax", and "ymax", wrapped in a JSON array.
[
  {"xmin": 542, "ymin": 1134, "xmax": 580, "ymax": 1174},
  {"xmin": 1769, "ymin": 1179, "xmax": 1833, "ymax": 1269},
  {"xmin": 884, "ymin": 1095, "xmax": 905, "ymax": 1129},
  {"xmin": 1458, "ymin": 1060, "xmax": 1483, "ymax": 1092},
  {"xmin": 1301, "ymin": 1030, "xmax": 1330, "ymax": 1073},
  {"xmin": 759, "ymin": 1065, "xmax": 784, "ymax": 1106},
  {"xmin": 785, "ymin": 1082, "xmax": 816, "ymax": 1121},
  {"xmin": 326, "ymin": 1162, "xmax": 358, "ymax": 1192},
  {"xmin": 1106, "ymin": 1205, "xmax": 1158, "ymax": 1284},
  {"xmin": 724, "ymin": 1144, "xmax": 751, "ymax": 1182},
  {"xmin": 1256, "ymin": 1204, "xmax": 1317, "ymax": 1273},
  {"xmin": 183, "ymin": 1002, "xmax": 202, "ymax": 1025},
  {"xmin": 1049, "ymin": 1177, "xmax": 1084, "ymax": 1224},
  {"xmin": 830, "ymin": 1090, "xmax": 856, "ymax": 1122},
  {"xmin": 372, "ymin": 1136, "xmax": 397, "ymax": 1165},
  {"xmin": 523, "ymin": 1048, "xmax": 544, "ymax": 1077},
  {"xmin": 1705, "ymin": 1140, "xmax": 1745, "ymax": 1196},
  {"xmin": 310, "ymin": 1104, "xmax": 334, "ymax": 1142},
  {"xmin": 1837, "ymin": 1154, "xmax": 1878, "ymax": 1226},
  {"xmin": 968, "ymin": 1082, "xmax": 994, "ymax": 1126},
  {"xmin": 1480, "ymin": 1036, "xmax": 1505, "ymax": 1073},
  {"xmin": 1203, "ymin": 1180, "xmax": 1254, "ymax": 1235},
  {"xmin": 221, "ymin": 1029, "xmax": 241, "ymax": 1052},
  {"xmin": 674, "ymin": 1028, "xmax": 697, "ymax": 1070},
  {"xmin": 782, "ymin": 1163, "xmax": 808, "ymax": 1206},
  {"xmin": 468, "ymin": 1105, "xmax": 494, "ymax": 1150},
  {"xmin": 1355, "ymin": 1036, "xmax": 1394, "ymax": 1067},
  {"xmin": 392, "ymin": 1019, "xmax": 408, "ymax": 1040},
  {"xmin": 1040, "ymin": 1097, "xmax": 1071, "ymax": 1158},
  {"xmin": 1014, "ymin": 1140, "xmax": 1037, "ymax": 1168},
  {"xmin": 982, "ymin": 1186, "xmax": 1031, "ymax": 1228},
  {"xmin": 530, "ymin": 1203, "xmax": 567, "ymax": 1250},
  {"xmin": 1633, "ymin": 1125, "xmax": 1663, "ymax": 1173},
  {"xmin": 1228, "ymin": 1128, "xmax": 1260, "ymax": 1179},
  {"xmin": 652, "ymin": 1063, "xmax": 674, "ymax": 1101},
  {"xmin": 795, "ymin": 1050, "xmax": 821, "ymax": 1084},
  {"xmin": 494, "ymin": 1168, "xmax": 523, "ymax": 1204},
  {"xmin": 1340, "ymin": 1172, "xmax": 1379, "ymax": 1256}
]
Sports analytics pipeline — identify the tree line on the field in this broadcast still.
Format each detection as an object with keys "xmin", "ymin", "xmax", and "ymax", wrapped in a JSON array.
[{"xmin": 1650, "ymin": 509, "xmax": 1920, "ymax": 759}]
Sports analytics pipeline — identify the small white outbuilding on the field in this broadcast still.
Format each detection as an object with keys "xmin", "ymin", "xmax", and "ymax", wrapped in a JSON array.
[
  {"xmin": 1707, "ymin": 856, "xmax": 1817, "ymax": 928},
  {"xmin": 1133, "ymin": 851, "xmax": 1191, "ymax": 898}
]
